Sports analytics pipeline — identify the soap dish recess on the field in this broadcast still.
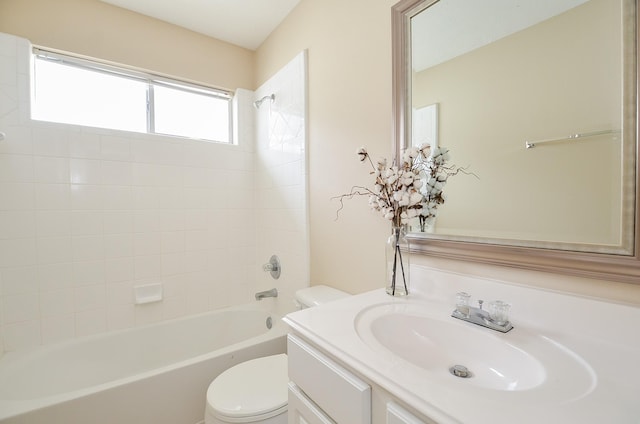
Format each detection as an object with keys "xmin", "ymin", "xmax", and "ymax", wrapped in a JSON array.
[{"xmin": 134, "ymin": 283, "xmax": 163, "ymax": 304}]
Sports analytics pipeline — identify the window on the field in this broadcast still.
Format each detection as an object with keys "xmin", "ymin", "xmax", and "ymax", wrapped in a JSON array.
[{"xmin": 31, "ymin": 49, "xmax": 233, "ymax": 143}]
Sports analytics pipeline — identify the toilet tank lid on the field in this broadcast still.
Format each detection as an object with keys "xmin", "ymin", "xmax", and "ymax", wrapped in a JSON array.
[{"xmin": 295, "ymin": 285, "xmax": 349, "ymax": 308}]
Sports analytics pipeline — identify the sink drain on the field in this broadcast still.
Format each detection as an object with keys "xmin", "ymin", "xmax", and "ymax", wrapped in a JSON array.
[{"xmin": 449, "ymin": 365, "xmax": 472, "ymax": 378}]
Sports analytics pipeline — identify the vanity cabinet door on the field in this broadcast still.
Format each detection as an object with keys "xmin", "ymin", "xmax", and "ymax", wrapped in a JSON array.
[
  {"xmin": 288, "ymin": 334, "xmax": 371, "ymax": 424},
  {"xmin": 288, "ymin": 382, "xmax": 335, "ymax": 424},
  {"xmin": 386, "ymin": 402, "xmax": 427, "ymax": 424}
]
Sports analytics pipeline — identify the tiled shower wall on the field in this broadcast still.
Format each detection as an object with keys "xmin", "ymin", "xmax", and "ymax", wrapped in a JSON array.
[
  {"xmin": 252, "ymin": 51, "xmax": 309, "ymax": 318},
  {"xmin": 0, "ymin": 32, "xmax": 308, "ymax": 353}
]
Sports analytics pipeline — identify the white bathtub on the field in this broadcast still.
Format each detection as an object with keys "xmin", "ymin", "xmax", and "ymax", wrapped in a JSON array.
[{"xmin": 0, "ymin": 302, "xmax": 287, "ymax": 424}]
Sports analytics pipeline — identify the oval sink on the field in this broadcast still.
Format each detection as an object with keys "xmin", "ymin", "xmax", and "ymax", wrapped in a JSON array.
[
  {"xmin": 355, "ymin": 303, "xmax": 595, "ymax": 397},
  {"xmin": 367, "ymin": 311, "xmax": 544, "ymax": 390}
]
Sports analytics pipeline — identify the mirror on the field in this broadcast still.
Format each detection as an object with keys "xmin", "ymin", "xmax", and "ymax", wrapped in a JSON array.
[{"xmin": 392, "ymin": 0, "xmax": 640, "ymax": 283}]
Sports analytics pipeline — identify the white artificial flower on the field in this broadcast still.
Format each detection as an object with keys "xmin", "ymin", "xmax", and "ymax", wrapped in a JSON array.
[
  {"xmin": 409, "ymin": 191, "xmax": 423, "ymax": 206},
  {"xmin": 402, "ymin": 146, "xmax": 419, "ymax": 165},
  {"xmin": 431, "ymin": 147, "xmax": 451, "ymax": 165},
  {"xmin": 425, "ymin": 178, "xmax": 437, "ymax": 190},
  {"xmin": 386, "ymin": 172, "xmax": 398, "ymax": 186},
  {"xmin": 401, "ymin": 173, "xmax": 414, "ymax": 187}
]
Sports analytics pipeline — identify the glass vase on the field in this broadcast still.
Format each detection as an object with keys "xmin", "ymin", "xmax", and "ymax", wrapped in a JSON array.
[{"xmin": 385, "ymin": 226, "xmax": 410, "ymax": 296}]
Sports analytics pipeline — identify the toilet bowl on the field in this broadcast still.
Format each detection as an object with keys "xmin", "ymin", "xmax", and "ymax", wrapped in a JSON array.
[
  {"xmin": 204, "ymin": 285, "xmax": 349, "ymax": 424},
  {"xmin": 205, "ymin": 354, "xmax": 288, "ymax": 424}
]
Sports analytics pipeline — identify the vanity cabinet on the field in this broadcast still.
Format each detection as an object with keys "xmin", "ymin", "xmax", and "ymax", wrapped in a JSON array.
[
  {"xmin": 287, "ymin": 333, "xmax": 371, "ymax": 424},
  {"xmin": 386, "ymin": 402, "xmax": 427, "ymax": 424},
  {"xmin": 288, "ymin": 382, "xmax": 334, "ymax": 424},
  {"xmin": 287, "ymin": 333, "xmax": 434, "ymax": 424}
]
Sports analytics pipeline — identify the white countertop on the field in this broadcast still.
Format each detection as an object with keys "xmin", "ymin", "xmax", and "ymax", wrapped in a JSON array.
[{"xmin": 283, "ymin": 283, "xmax": 640, "ymax": 424}]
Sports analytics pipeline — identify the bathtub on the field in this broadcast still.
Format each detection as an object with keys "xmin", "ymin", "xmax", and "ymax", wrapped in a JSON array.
[{"xmin": 0, "ymin": 302, "xmax": 287, "ymax": 424}]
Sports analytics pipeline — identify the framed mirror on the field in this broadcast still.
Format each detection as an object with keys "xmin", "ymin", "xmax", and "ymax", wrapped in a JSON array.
[{"xmin": 392, "ymin": 0, "xmax": 640, "ymax": 283}]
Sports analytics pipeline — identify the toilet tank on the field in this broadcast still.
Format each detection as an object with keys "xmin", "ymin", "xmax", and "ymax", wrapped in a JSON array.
[{"xmin": 294, "ymin": 285, "xmax": 349, "ymax": 309}]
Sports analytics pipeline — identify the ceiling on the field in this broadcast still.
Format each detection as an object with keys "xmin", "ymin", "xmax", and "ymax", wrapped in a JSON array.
[
  {"xmin": 99, "ymin": 0, "xmax": 590, "ymax": 65},
  {"xmin": 99, "ymin": 0, "xmax": 301, "ymax": 50}
]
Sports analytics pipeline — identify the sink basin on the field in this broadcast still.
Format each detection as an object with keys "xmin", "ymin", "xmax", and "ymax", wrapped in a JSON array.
[{"xmin": 355, "ymin": 303, "xmax": 595, "ymax": 397}]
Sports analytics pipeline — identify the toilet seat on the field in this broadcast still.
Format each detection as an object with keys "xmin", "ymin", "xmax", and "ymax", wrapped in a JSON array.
[{"xmin": 206, "ymin": 354, "xmax": 288, "ymax": 423}]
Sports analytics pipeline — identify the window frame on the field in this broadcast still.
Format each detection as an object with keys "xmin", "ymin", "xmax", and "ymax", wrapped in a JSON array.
[{"xmin": 32, "ymin": 47, "xmax": 234, "ymax": 143}]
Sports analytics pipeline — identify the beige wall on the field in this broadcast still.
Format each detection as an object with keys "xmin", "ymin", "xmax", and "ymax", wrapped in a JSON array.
[
  {"xmin": 256, "ymin": 0, "xmax": 399, "ymax": 295},
  {"xmin": 1, "ymin": 0, "xmax": 639, "ymax": 303},
  {"xmin": 0, "ymin": 0, "xmax": 254, "ymax": 90},
  {"xmin": 257, "ymin": 0, "xmax": 640, "ymax": 304}
]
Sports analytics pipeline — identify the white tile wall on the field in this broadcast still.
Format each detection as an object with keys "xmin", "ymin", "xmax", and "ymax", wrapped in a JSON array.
[
  {"xmin": 0, "ymin": 33, "xmax": 308, "ymax": 353},
  {"xmin": 253, "ymin": 51, "xmax": 310, "ymax": 317}
]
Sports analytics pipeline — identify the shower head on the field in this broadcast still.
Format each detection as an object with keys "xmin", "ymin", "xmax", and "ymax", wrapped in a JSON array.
[{"xmin": 254, "ymin": 93, "xmax": 275, "ymax": 108}]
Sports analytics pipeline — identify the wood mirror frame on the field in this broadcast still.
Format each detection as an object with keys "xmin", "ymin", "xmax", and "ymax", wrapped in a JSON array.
[{"xmin": 391, "ymin": 0, "xmax": 640, "ymax": 284}]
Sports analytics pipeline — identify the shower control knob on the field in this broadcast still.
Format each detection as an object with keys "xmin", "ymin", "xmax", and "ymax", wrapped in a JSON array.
[{"xmin": 262, "ymin": 255, "xmax": 281, "ymax": 279}]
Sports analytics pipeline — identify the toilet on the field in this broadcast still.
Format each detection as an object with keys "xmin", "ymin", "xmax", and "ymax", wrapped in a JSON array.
[{"xmin": 204, "ymin": 285, "xmax": 349, "ymax": 424}]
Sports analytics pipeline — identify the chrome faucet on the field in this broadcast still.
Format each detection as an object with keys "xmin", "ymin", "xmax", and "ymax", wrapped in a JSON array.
[
  {"xmin": 451, "ymin": 293, "xmax": 513, "ymax": 333},
  {"xmin": 255, "ymin": 288, "xmax": 278, "ymax": 300}
]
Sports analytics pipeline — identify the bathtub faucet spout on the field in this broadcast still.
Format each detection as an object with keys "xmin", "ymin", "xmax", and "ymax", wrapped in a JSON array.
[{"xmin": 255, "ymin": 288, "xmax": 278, "ymax": 300}]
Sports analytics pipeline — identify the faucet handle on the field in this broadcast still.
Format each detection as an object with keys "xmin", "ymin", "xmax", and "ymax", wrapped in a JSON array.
[
  {"xmin": 455, "ymin": 292, "xmax": 471, "ymax": 317},
  {"xmin": 478, "ymin": 299, "xmax": 484, "ymax": 310},
  {"xmin": 262, "ymin": 255, "xmax": 281, "ymax": 279},
  {"xmin": 487, "ymin": 300, "xmax": 511, "ymax": 326}
]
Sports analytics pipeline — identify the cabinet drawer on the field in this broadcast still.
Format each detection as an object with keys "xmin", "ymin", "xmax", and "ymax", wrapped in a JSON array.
[
  {"xmin": 387, "ymin": 402, "xmax": 427, "ymax": 424},
  {"xmin": 288, "ymin": 334, "xmax": 371, "ymax": 424},
  {"xmin": 288, "ymin": 382, "xmax": 335, "ymax": 424}
]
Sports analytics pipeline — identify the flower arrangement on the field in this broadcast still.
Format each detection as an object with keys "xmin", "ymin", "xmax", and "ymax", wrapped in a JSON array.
[
  {"xmin": 336, "ymin": 144, "xmax": 463, "ymax": 231},
  {"xmin": 334, "ymin": 144, "xmax": 465, "ymax": 296}
]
